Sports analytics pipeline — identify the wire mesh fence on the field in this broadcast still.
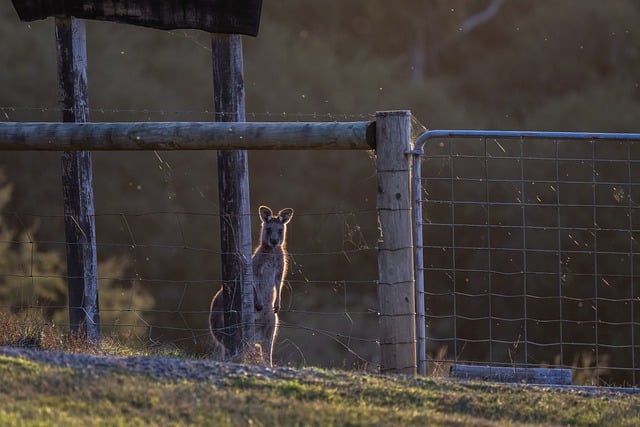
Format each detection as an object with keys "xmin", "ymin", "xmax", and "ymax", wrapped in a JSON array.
[
  {"xmin": 416, "ymin": 131, "xmax": 640, "ymax": 386},
  {"xmin": 0, "ymin": 208, "xmax": 381, "ymax": 368},
  {"xmin": 0, "ymin": 105, "xmax": 386, "ymax": 369}
]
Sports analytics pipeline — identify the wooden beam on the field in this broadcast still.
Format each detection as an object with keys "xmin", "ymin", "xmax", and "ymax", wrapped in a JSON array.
[
  {"xmin": 12, "ymin": 0, "xmax": 263, "ymax": 36},
  {"xmin": 0, "ymin": 122, "xmax": 375, "ymax": 151},
  {"xmin": 450, "ymin": 365, "xmax": 573, "ymax": 385},
  {"xmin": 375, "ymin": 110, "xmax": 416, "ymax": 375},
  {"xmin": 212, "ymin": 33, "xmax": 254, "ymax": 359},
  {"xmin": 55, "ymin": 16, "xmax": 100, "ymax": 342}
]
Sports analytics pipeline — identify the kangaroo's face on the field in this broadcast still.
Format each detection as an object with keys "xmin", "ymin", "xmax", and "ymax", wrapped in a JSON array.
[{"xmin": 259, "ymin": 206, "xmax": 293, "ymax": 248}]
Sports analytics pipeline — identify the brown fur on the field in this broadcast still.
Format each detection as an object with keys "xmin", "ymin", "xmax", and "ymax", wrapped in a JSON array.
[{"xmin": 210, "ymin": 205, "xmax": 293, "ymax": 366}]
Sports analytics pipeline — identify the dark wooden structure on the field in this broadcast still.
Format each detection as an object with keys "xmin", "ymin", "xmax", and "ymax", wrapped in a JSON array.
[
  {"xmin": 12, "ymin": 0, "xmax": 262, "ymax": 351},
  {"xmin": 55, "ymin": 16, "xmax": 100, "ymax": 341},
  {"xmin": 212, "ymin": 33, "xmax": 253, "ymax": 355},
  {"xmin": 12, "ymin": 0, "xmax": 262, "ymax": 36}
]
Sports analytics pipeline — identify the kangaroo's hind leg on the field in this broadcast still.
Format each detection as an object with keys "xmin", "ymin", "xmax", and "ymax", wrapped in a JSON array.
[{"xmin": 261, "ymin": 312, "xmax": 278, "ymax": 367}]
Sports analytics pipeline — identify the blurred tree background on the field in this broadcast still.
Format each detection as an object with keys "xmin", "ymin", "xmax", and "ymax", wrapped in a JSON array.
[{"xmin": 1, "ymin": 0, "xmax": 640, "ymax": 377}]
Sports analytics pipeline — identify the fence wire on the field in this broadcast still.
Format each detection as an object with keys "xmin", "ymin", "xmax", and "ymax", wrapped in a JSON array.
[
  {"xmin": 414, "ymin": 130, "xmax": 640, "ymax": 387},
  {"xmin": 0, "ymin": 207, "xmax": 380, "ymax": 369},
  {"xmin": 0, "ymin": 106, "xmax": 381, "ymax": 369}
]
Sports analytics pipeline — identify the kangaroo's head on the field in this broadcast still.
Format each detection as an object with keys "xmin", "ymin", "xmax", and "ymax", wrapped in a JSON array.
[{"xmin": 259, "ymin": 205, "xmax": 293, "ymax": 249}]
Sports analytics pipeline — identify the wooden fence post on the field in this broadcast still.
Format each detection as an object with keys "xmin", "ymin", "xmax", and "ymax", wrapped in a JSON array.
[
  {"xmin": 211, "ymin": 33, "xmax": 254, "ymax": 357},
  {"xmin": 375, "ymin": 110, "xmax": 416, "ymax": 374},
  {"xmin": 54, "ymin": 16, "xmax": 100, "ymax": 341}
]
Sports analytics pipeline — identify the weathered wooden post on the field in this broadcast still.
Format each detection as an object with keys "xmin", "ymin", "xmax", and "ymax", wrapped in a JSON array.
[
  {"xmin": 54, "ymin": 16, "xmax": 100, "ymax": 341},
  {"xmin": 375, "ymin": 110, "xmax": 417, "ymax": 374},
  {"xmin": 211, "ymin": 33, "xmax": 255, "ymax": 357}
]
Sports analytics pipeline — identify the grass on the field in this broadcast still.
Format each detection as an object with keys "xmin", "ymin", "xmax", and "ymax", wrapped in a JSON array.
[
  {"xmin": 0, "ymin": 311, "xmax": 190, "ymax": 358},
  {"xmin": 1, "ymin": 313, "xmax": 640, "ymax": 426},
  {"xmin": 1, "ymin": 354, "xmax": 640, "ymax": 427}
]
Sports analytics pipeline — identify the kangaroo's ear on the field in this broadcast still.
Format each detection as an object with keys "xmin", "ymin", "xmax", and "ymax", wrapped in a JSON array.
[
  {"xmin": 259, "ymin": 206, "xmax": 273, "ymax": 223},
  {"xmin": 278, "ymin": 208, "xmax": 294, "ymax": 224}
]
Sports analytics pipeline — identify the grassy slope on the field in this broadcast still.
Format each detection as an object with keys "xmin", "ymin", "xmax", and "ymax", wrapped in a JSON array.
[{"xmin": 1, "ymin": 354, "xmax": 639, "ymax": 427}]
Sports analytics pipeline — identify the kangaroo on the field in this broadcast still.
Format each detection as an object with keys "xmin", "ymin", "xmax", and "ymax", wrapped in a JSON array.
[{"xmin": 210, "ymin": 205, "xmax": 293, "ymax": 366}]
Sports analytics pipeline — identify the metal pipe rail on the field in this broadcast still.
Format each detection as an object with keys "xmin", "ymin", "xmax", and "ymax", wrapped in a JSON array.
[{"xmin": 413, "ymin": 129, "xmax": 640, "ymax": 154}]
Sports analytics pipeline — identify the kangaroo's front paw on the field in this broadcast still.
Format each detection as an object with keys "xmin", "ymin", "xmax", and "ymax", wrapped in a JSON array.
[{"xmin": 273, "ymin": 304, "xmax": 280, "ymax": 314}]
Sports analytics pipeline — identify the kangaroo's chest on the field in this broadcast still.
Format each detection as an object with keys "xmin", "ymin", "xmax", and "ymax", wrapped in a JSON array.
[{"xmin": 253, "ymin": 252, "xmax": 281, "ymax": 284}]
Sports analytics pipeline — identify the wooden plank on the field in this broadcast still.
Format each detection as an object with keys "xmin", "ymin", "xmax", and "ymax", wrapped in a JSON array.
[
  {"xmin": 375, "ymin": 110, "xmax": 416, "ymax": 375},
  {"xmin": 0, "ymin": 121, "xmax": 375, "ymax": 151},
  {"xmin": 212, "ymin": 33, "xmax": 254, "ymax": 358},
  {"xmin": 55, "ymin": 16, "xmax": 100, "ymax": 342},
  {"xmin": 12, "ymin": 0, "xmax": 263, "ymax": 36},
  {"xmin": 450, "ymin": 365, "xmax": 573, "ymax": 385}
]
